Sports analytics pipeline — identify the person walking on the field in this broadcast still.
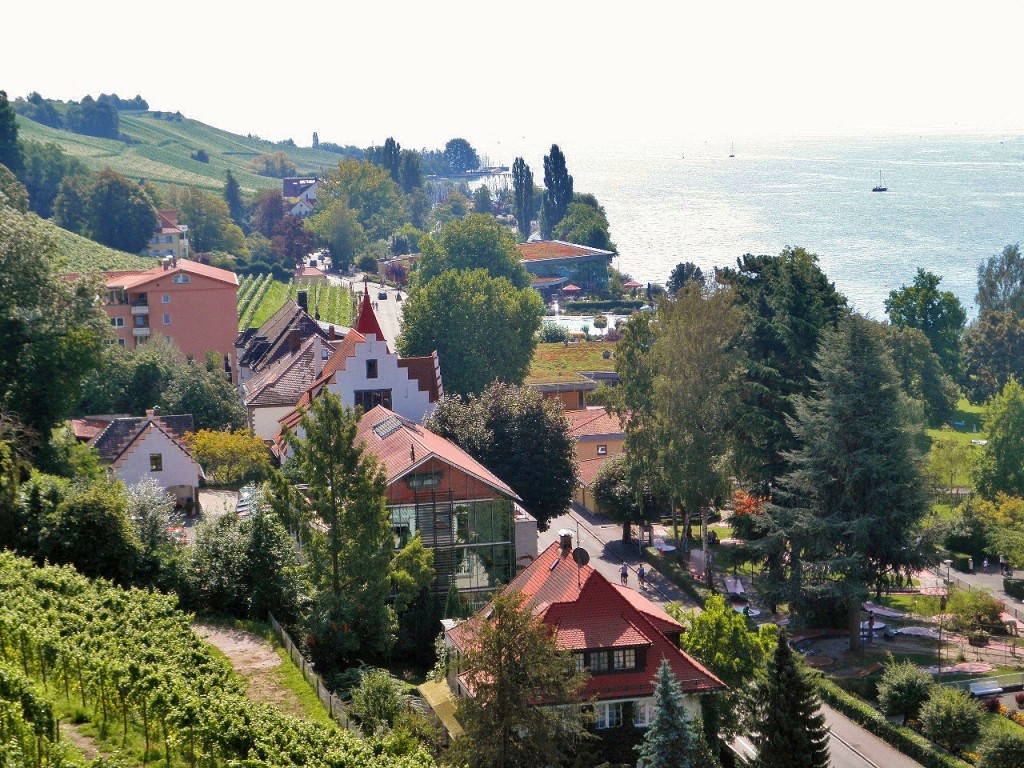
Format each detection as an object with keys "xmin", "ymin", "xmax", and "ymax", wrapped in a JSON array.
[
  {"xmin": 637, "ymin": 564, "xmax": 646, "ymax": 589},
  {"xmin": 619, "ymin": 563, "xmax": 628, "ymax": 586}
]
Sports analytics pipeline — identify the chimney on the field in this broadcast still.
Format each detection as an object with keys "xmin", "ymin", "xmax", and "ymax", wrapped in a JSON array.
[
  {"xmin": 297, "ymin": 290, "xmax": 308, "ymax": 311},
  {"xmin": 145, "ymin": 408, "xmax": 155, "ymax": 418},
  {"xmin": 328, "ymin": 325, "xmax": 336, "ymax": 340},
  {"xmin": 558, "ymin": 529, "xmax": 573, "ymax": 553},
  {"xmin": 410, "ymin": 444, "xmax": 416, "ymax": 463},
  {"xmin": 289, "ymin": 329, "xmax": 301, "ymax": 353},
  {"xmin": 313, "ymin": 336, "xmax": 325, "ymax": 377}
]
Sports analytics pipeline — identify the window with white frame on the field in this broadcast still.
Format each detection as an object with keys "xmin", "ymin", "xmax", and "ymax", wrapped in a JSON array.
[
  {"xmin": 589, "ymin": 652, "xmax": 609, "ymax": 673},
  {"xmin": 633, "ymin": 699, "xmax": 655, "ymax": 727},
  {"xmin": 574, "ymin": 653, "xmax": 585, "ymax": 673},
  {"xmin": 594, "ymin": 702, "xmax": 623, "ymax": 730},
  {"xmin": 111, "ymin": 317, "xmax": 125, "ymax": 327},
  {"xmin": 163, "ymin": 313, "xmax": 171, "ymax": 325},
  {"xmin": 172, "ymin": 274, "xmax": 190, "ymax": 284},
  {"xmin": 162, "ymin": 294, "xmax": 170, "ymax": 304},
  {"xmin": 613, "ymin": 648, "xmax": 636, "ymax": 670}
]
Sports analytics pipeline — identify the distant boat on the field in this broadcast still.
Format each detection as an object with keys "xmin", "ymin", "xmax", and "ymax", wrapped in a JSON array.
[
  {"xmin": 872, "ymin": 171, "xmax": 888, "ymax": 192},
  {"xmin": 729, "ymin": 142, "xmax": 735, "ymax": 158}
]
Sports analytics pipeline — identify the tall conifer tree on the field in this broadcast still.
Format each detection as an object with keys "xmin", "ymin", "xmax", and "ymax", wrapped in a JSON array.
[
  {"xmin": 512, "ymin": 156, "xmax": 533, "ymax": 241},
  {"xmin": 0, "ymin": 90, "xmax": 23, "ymax": 175},
  {"xmin": 636, "ymin": 660, "xmax": 703, "ymax": 768},
  {"xmin": 223, "ymin": 170, "xmax": 245, "ymax": 231},
  {"xmin": 753, "ymin": 632, "xmax": 830, "ymax": 768},
  {"xmin": 540, "ymin": 144, "xmax": 572, "ymax": 238}
]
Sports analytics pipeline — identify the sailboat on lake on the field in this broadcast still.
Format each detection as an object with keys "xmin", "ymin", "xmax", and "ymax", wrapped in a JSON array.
[{"xmin": 872, "ymin": 171, "xmax": 888, "ymax": 192}]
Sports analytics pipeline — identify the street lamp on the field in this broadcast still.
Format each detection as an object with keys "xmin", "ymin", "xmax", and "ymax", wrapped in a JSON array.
[{"xmin": 943, "ymin": 558, "xmax": 953, "ymax": 584}]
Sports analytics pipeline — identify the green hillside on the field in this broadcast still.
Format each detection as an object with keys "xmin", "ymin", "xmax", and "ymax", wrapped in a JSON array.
[
  {"xmin": 16, "ymin": 110, "xmax": 355, "ymax": 194},
  {"xmin": 44, "ymin": 217, "xmax": 154, "ymax": 272}
]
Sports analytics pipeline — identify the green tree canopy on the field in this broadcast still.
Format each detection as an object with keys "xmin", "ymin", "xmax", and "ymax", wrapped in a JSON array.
[
  {"xmin": 416, "ymin": 213, "xmax": 529, "ymax": 289},
  {"xmin": 167, "ymin": 185, "xmax": 246, "ymax": 255},
  {"xmin": 0, "ymin": 205, "xmax": 108, "ymax": 452},
  {"xmin": 635, "ymin": 660, "xmax": 705, "ymax": 768},
  {"xmin": 881, "ymin": 323, "xmax": 959, "ymax": 426},
  {"xmin": 0, "ymin": 163, "xmax": 28, "ymax": 212},
  {"xmin": 961, "ymin": 310, "xmax": 1024, "ymax": 405},
  {"xmin": 285, "ymin": 392, "xmax": 395, "ymax": 659},
  {"xmin": 978, "ymin": 728, "xmax": 1024, "ymax": 768},
  {"xmin": 540, "ymin": 144, "xmax": 573, "ymax": 238},
  {"xmin": 307, "ymin": 200, "xmax": 367, "ymax": 270},
  {"xmin": 877, "ymin": 656, "xmax": 934, "ymax": 725},
  {"xmin": 319, "ymin": 159, "xmax": 403, "ymax": 242},
  {"xmin": 751, "ymin": 632, "xmax": 830, "ymax": 768},
  {"xmin": 85, "ymin": 168, "xmax": 157, "ymax": 252},
  {"xmin": 399, "ymin": 268, "xmax": 543, "ymax": 396},
  {"xmin": 0, "ymin": 90, "xmax": 23, "ymax": 175},
  {"xmin": 448, "ymin": 589, "xmax": 589, "ymax": 768},
  {"xmin": 16, "ymin": 140, "xmax": 86, "ymax": 218},
  {"xmin": 977, "ymin": 243, "xmax": 1024, "ymax": 317},
  {"xmin": 919, "ymin": 687, "xmax": 981, "ymax": 754},
  {"xmin": 591, "ymin": 452, "xmax": 662, "ymax": 541},
  {"xmin": 974, "ymin": 377, "xmax": 1024, "ymax": 499},
  {"xmin": 443, "ymin": 138, "xmax": 479, "ymax": 174},
  {"xmin": 885, "ymin": 268, "xmax": 966, "ymax": 377},
  {"xmin": 760, "ymin": 313, "xmax": 930, "ymax": 646},
  {"xmin": 425, "ymin": 382, "xmax": 576, "ymax": 532},
  {"xmin": 552, "ymin": 201, "xmax": 615, "ymax": 252},
  {"xmin": 512, "ymin": 157, "xmax": 533, "ymax": 242},
  {"xmin": 667, "ymin": 262, "xmax": 705, "ymax": 295},
  {"xmin": 718, "ymin": 247, "xmax": 847, "ymax": 492}
]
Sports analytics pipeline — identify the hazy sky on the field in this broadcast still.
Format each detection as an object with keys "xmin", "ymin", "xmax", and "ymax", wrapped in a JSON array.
[{"xmin": 5, "ymin": 0, "xmax": 1023, "ymax": 152}]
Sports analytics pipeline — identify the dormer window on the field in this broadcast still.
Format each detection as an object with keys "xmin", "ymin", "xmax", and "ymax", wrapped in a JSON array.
[
  {"xmin": 613, "ymin": 648, "xmax": 636, "ymax": 670},
  {"xmin": 367, "ymin": 359, "xmax": 378, "ymax": 379},
  {"xmin": 589, "ymin": 652, "xmax": 609, "ymax": 673}
]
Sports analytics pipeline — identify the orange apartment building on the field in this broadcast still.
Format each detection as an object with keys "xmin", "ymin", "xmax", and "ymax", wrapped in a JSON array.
[{"xmin": 102, "ymin": 259, "xmax": 240, "ymax": 382}]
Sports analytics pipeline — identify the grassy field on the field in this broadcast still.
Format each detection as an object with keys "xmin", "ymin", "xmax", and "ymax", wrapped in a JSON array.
[
  {"xmin": 527, "ymin": 340, "xmax": 617, "ymax": 384},
  {"xmin": 16, "ymin": 110, "xmax": 353, "ymax": 194},
  {"xmin": 926, "ymin": 399, "xmax": 987, "ymax": 445}
]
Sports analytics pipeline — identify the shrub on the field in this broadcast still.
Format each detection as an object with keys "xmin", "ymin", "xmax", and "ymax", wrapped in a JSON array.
[
  {"xmin": 919, "ymin": 687, "xmax": 982, "ymax": 754},
  {"xmin": 562, "ymin": 299, "xmax": 644, "ymax": 314},
  {"xmin": 357, "ymin": 254, "xmax": 378, "ymax": 274},
  {"xmin": 1015, "ymin": 691, "xmax": 1024, "ymax": 709},
  {"xmin": 878, "ymin": 656, "xmax": 934, "ymax": 724},
  {"xmin": 947, "ymin": 587, "xmax": 1004, "ymax": 633},
  {"xmin": 977, "ymin": 729, "xmax": 1024, "ymax": 768},
  {"xmin": 537, "ymin": 322, "xmax": 569, "ymax": 343},
  {"xmin": 1004, "ymin": 578, "xmax": 1024, "ymax": 600}
]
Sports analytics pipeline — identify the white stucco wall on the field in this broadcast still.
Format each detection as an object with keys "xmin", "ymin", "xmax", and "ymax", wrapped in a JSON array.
[
  {"xmin": 252, "ymin": 405, "xmax": 295, "ymax": 442},
  {"xmin": 112, "ymin": 427, "xmax": 200, "ymax": 498},
  {"xmin": 325, "ymin": 335, "xmax": 435, "ymax": 423}
]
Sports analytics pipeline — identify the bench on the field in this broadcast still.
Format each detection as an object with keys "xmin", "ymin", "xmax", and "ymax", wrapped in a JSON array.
[
  {"xmin": 968, "ymin": 678, "xmax": 1003, "ymax": 697},
  {"xmin": 725, "ymin": 577, "xmax": 745, "ymax": 597}
]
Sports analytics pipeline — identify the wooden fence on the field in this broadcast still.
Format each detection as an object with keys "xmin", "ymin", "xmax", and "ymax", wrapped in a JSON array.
[{"xmin": 267, "ymin": 612, "xmax": 356, "ymax": 732}]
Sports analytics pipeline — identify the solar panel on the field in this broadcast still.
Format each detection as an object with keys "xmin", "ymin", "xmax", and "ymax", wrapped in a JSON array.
[{"xmin": 372, "ymin": 415, "xmax": 404, "ymax": 439}]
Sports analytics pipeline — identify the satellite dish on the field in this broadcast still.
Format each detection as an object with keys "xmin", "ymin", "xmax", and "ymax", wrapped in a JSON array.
[{"xmin": 572, "ymin": 547, "xmax": 590, "ymax": 567}]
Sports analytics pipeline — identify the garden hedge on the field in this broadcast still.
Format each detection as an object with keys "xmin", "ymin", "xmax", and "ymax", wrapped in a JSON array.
[
  {"xmin": 817, "ymin": 678, "xmax": 973, "ymax": 768},
  {"xmin": 1004, "ymin": 578, "xmax": 1024, "ymax": 601}
]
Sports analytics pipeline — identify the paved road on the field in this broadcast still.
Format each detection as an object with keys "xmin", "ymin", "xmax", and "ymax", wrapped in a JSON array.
[
  {"xmin": 822, "ymin": 704, "xmax": 925, "ymax": 768},
  {"xmin": 326, "ymin": 272, "xmax": 404, "ymax": 345}
]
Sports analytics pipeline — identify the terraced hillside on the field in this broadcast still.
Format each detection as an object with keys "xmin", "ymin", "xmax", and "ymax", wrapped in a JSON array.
[
  {"xmin": 238, "ymin": 275, "xmax": 354, "ymax": 330},
  {"xmin": 16, "ymin": 110, "xmax": 357, "ymax": 194},
  {"xmin": 44, "ymin": 216, "xmax": 153, "ymax": 272}
]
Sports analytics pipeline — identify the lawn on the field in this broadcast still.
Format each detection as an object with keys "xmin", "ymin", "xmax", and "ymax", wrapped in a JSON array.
[
  {"xmin": 926, "ymin": 399, "xmax": 987, "ymax": 446},
  {"xmin": 527, "ymin": 340, "xmax": 616, "ymax": 384}
]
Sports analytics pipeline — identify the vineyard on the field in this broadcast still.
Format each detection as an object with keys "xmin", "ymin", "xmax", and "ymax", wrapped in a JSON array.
[
  {"xmin": 0, "ymin": 553, "xmax": 433, "ymax": 768},
  {"xmin": 236, "ymin": 276, "xmax": 354, "ymax": 331}
]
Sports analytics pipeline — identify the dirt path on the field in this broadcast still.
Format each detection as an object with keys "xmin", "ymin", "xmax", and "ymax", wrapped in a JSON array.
[
  {"xmin": 60, "ymin": 722, "xmax": 107, "ymax": 762},
  {"xmin": 193, "ymin": 623, "xmax": 307, "ymax": 719}
]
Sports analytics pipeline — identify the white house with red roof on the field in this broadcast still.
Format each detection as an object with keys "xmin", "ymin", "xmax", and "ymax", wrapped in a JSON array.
[
  {"xmin": 445, "ymin": 534, "xmax": 725, "ymax": 733},
  {"xmin": 90, "ymin": 410, "xmax": 204, "ymax": 507}
]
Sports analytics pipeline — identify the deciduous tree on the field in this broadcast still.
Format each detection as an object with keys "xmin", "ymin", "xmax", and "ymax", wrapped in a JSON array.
[
  {"xmin": 977, "ymin": 729, "xmax": 1024, "ymax": 768},
  {"xmin": 425, "ymin": 382, "xmax": 575, "ymax": 532},
  {"xmin": 0, "ymin": 90, "xmax": 23, "ymax": 175},
  {"xmin": 319, "ymin": 159, "xmax": 403, "ymax": 241},
  {"xmin": 591, "ymin": 453, "xmax": 660, "ymax": 542},
  {"xmin": 399, "ymin": 150, "xmax": 422, "ymax": 193},
  {"xmin": 448, "ymin": 589, "xmax": 589, "ymax": 768},
  {"xmin": 443, "ymin": 138, "xmax": 479, "ymax": 174},
  {"xmin": 399, "ymin": 269, "xmax": 543, "ymax": 396},
  {"xmin": 17, "ymin": 140, "xmax": 87, "ymax": 218},
  {"xmin": 416, "ymin": 213, "xmax": 530, "ymax": 288},
  {"xmin": 167, "ymin": 186, "xmax": 246, "ymax": 255},
  {"xmin": 184, "ymin": 430, "xmax": 270, "ymax": 486},
  {"xmin": 885, "ymin": 268, "xmax": 966, "ymax": 377},
  {"xmin": 552, "ymin": 201, "xmax": 614, "ymax": 252},
  {"xmin": 977, "ymin": 243, "xmax": 1024, "ymax": 317},
  {"xmin": 667, "ymin": 262, "xmax": 705, "ymax": 295},
  {"xmin": 877, "ymin": 656, "xmax": 934, "ymax": 725},
  {"xmin": 974, "ymin": 377, "xmax": 1024, "ymax": 499},
  {"xmin": 961, "ymin": 310, "xmax": 1024, "ymax": 405},
  {"xmin": 85, "ymin": 168, "xmax": 157, "ymax": 252},
  {"xmin": 919, "ymin": 687, "xmax": 981, "ymax": 754},
  {"xmin": 881, "ymin": 323, "xmax": 959, "ymax": 426}
]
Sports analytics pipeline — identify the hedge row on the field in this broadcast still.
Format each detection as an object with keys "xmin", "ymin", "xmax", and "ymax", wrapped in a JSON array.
[
  {"xmin": 644, "ymin": 546, "xmax": 712, "ymax": 607},
  {"xmin": 561, "ymin": 299, "xmax": 645, "ymax": 314},
  {"xmin": 1005, "ymin": 578, "xmax": 1024, "ymax": 600},
  {"xmin": 817, "ymin": 678, "xmax": 973, "ymax": 768}
]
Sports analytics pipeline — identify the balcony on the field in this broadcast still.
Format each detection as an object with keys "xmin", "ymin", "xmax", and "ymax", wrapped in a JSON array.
[
  {"xmin": 132, "ymin": 327, "xmax": 151, "ymax": 337},
  {"xmin": 131, "ymin": 304, "xmax": 149, "ymax": 316}
]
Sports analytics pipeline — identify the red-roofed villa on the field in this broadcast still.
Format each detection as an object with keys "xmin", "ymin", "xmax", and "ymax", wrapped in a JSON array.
[{"xmin": 444, "ymin": 534, "xmax": 725, "ymax": 736}]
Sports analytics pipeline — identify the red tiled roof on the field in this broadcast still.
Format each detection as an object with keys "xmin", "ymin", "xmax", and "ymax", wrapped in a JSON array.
[
  {"xmin": 577, "ymin": 455, "xmax": 614, "ymax": 488},
  {"xmin": 105, "ymin": 259, "xmax": 238, "ymax": 289},
  {"xmin": 294, "ymin": 266, "xmax": 326, "ymax": 278},
  {"xmin": 565, "ymin": 408, "xmax": 625, "ymax": 439},
  {"xmin": 70, "ymin": 417, "xmax": 113, "ymax": 441},
  {"xmin": 355, "ymin": 406, "xmax": 518, "ymax": 499},
  {"xmin": 397, "ymin": 353, "xmax": 444, "ymax": 402},
  {"xmin": 517, "ymin": 240, "xmax": 616, "ymax": 262},
  {"xmin": 448, "ymin": 542, "xmax": 724, "ymax": 700}
]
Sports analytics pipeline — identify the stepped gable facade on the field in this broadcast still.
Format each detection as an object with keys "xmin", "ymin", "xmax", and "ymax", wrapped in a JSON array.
[
  {"xmin": 90, "ymin": 410, "xmax": 203, "ymax": 505},
  {"xmin": 445, "ymin": 537, "xmax": 725, "ymax": 731}
]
